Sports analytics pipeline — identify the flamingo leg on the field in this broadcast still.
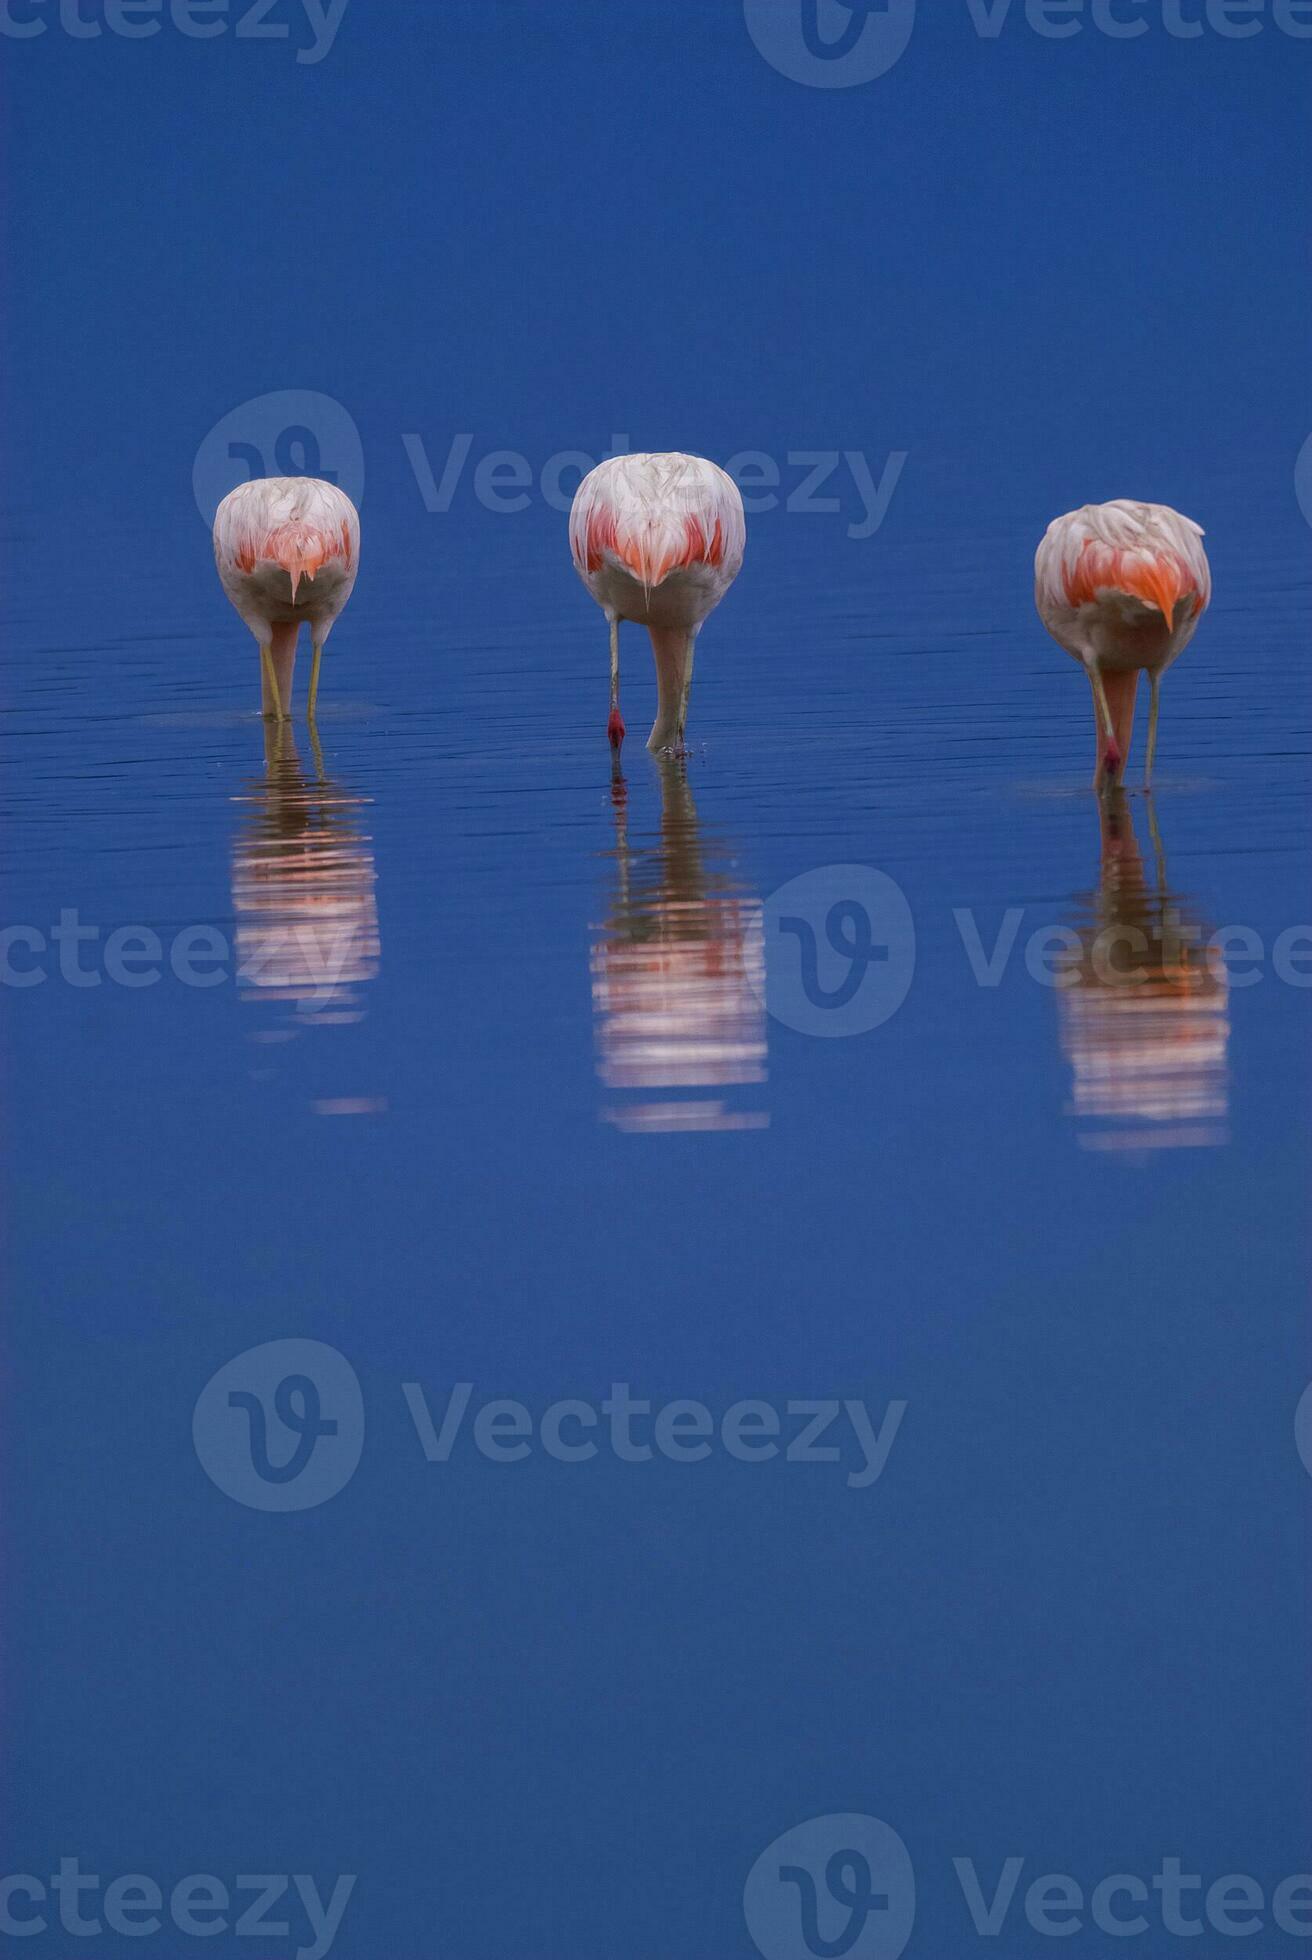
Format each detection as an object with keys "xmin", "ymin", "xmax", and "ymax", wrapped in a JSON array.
[
  {"xmin": 308, "ymin": 641, "xmax": 324, "ymax": 724},
  {"xmin": 1087, "ymin": 662, "xmax": 1121, "ymax": 787},
  {"xmin": 607, "ymin": 616, "xmax": 625, "ymax": 750},
  {"xmin": 1144, "ymin": 672, "xmax": 1161, "ymax": 791},
  {"xmin": 260, "ymin": 646, "xmax": 286, "ymax": 722},
  {"xmin": 675, "ymin": 633, "xmax": 697, "ymax": 751}
]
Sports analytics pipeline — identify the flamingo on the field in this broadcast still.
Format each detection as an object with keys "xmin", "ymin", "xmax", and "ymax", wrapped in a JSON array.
[
  {"xmin": 1035, "ymin": 500, "xmax": 1211, "ymax": 789},
  {"xmin": 214, "ymin": 477, "xmax": 360, "ymax": 721},
  {"xmin": 569, "ymin": 453, "xmax": 746, "ymax": 755}
]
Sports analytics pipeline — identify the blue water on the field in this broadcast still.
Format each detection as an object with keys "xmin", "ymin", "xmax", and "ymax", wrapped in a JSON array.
[{"xmin": 4, "ymin": 6, "xmax": 1310, "ymax": 1957}]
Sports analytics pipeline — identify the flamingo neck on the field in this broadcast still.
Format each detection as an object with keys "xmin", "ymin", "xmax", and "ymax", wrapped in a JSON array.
[
  {"xmin": 261, "ymin": 620, "xmax": 300, "ymax": 716},
  {"xmin": 646, "ymin": 625, "xmax": 690, "ymax": 752},
  {"xmin": 1097, "ymin": 669, "xmax": 1140, "ymax": 780}
]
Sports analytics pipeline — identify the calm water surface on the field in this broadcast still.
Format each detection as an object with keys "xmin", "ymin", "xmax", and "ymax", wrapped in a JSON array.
[
  {"xmin": 5, "ymin": 11, "xmax": 1309, "ymax": 1941},
  {"xmin": 3, "ymin": 491, "xmax": 1308, "ymax": 1953}
]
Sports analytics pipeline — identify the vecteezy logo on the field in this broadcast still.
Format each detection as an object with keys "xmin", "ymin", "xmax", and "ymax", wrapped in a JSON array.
[
  {"xmin": 1296, "ymin": 433, "xmax": 1312, "ymax": 531},
  {"xmin": 744, "ymin": 1814, "xmax": 916, "ymax": 1960},
  {"xmin": 193, "ymin": 1339, "xmax": 364, "ymax": 1512},
  {"xmin": 754, "ymin": 865, "xmax": 915, "ymax": 1036},
  {"xmin": 743, "ymin": 0, "xmax": 915, "ymax": 88},
  {"xmin": 192, "ymin": 390, "xmax": 365, "ymax": 526},
  {"xmin": 1296, "ymin": 1382, "xmax": 1312, "ymax": 1479}
]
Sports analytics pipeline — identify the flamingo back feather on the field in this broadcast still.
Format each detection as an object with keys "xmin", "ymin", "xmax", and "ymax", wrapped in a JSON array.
[
  {"xmin": 1036, "ymin": 500, "xmax": 1211, "ymax": 631},
  {"xmin": 214, "ymin": 477, "xmax": 359, "ymax": 602},
  {"xmin": 570, "ymin": 453, "xmax": 746, "ymax": 593}
]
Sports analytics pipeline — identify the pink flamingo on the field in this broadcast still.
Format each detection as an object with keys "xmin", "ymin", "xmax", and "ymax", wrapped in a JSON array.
[
  {"xmin": 570, "ymin": 453, "xmax": 746, "ymax": 755},
  {"xmin": 214, "ymin": 476, "xmax": 360, "ymax": 721},
  {"xmin": 1035, "ymin": 500, "xmax": 1211, "ymax": 788}
]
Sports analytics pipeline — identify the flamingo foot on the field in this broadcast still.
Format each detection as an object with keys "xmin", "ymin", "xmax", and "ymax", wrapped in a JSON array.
[{"xmin": 607, "ymin": 708, "xmax": 626, "ymax": 750}]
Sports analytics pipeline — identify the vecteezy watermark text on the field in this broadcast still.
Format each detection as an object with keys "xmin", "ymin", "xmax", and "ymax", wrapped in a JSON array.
[
  {"xmin": 193, "ymin": 1341, "xmax": 908, "ymax": 1512},
  {"xmin": 961, "ymin": 0, "xmax": 1312, "ymax": 38},
  {"xmin": 403, "ymin": 1382, "xmax": 906, "ymax": 1490},
  {"xmin": 0, "ymin": 911, "xmax": 357, "ymax": 1000},
  {"xmin": 744, "ymin": 1813, "xmax": 1312, "ymax": 1960},
  {"xmin": 0, "ymin": 0, "xmax": 350, "ymax": 62},
  {"xmin": 0, "ymin": 1861, "xmax": 355, "ymax": 1958},
  {"xmin": 7, "ymin": 897, "xmax": 1312, "ymax": 1014},
  {"xmin": 403, "ymin": 432, "xmax": 908, "ymax": 540},
  {"xmin": 756, "ymin": 866, "xmax": 1312, "ymax": 1039},
  {"xmin": 744, "ymin": 0, "xmax": 1312, "ymax": 92},
  {"xmin": 193, "ymin": 396, "xmax": 907, "ymax": 540}
]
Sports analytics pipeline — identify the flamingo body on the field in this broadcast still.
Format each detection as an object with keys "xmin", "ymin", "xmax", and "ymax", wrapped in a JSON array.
[
  {"xmin": 570, "ymin": 453, "xmax": 745, "ymax": 753},
  {"xmin": 214, "ymin": 476, "xmax": 360, "ymax": 719},
  {"xmin": 1035, "ymin": 499, "xmax": 1210, "ymax": 787}
]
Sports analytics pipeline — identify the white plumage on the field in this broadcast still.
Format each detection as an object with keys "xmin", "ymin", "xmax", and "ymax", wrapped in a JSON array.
[
  {"xmin": 213, "ymin": 476, "xmax": 360, "ymax": 720},
  {"xmin": 1035, "ymin": 499, "xmax": 1211, "ymax": 788},
  {"xmin": 570, "ymin": 452, "xmax": 745, "ymax": 754}
]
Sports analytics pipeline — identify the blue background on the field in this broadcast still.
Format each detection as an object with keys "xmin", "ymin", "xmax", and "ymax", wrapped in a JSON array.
[{"xmin": 3, "ymin": 3, "xmax": 1310, "ymax": 1956}]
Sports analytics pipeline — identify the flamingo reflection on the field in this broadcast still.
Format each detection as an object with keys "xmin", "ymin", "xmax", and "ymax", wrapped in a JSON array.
[
  {"xmin": 591, "ymin": 759, "xmax": 768, "ymax": 1133},
  {"xmin": 230, "ymin": 723, "xmax": 381, "ymax": 1053},
  {"xmin": 1058, "ymin": 791, "xmax": 1228, "ymax": 1151}
]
